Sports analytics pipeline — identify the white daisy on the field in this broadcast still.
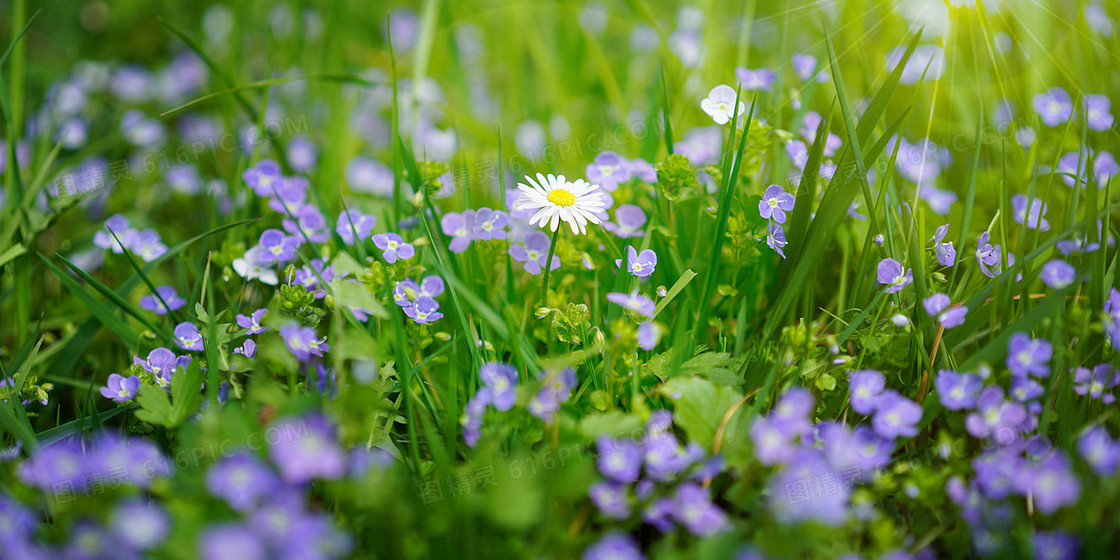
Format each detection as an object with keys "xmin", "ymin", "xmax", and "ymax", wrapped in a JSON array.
[{"xmin": 514, "ymin": 173, "xmax": 607, "ymax": 235}]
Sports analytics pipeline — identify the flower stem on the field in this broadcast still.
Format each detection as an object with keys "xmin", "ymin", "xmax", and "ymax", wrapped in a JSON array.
[{"xmin": 540, "ymin": 227, "xmax": 561, "ymax": 305}]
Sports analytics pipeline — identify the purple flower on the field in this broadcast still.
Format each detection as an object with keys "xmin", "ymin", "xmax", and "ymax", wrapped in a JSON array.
[
  {"xmin": 1056, "ymin": 149, "xmax": 1120, "ymax": 188},
  {"xmin": 509, "ymin": 231, "xmax": 560, "ymax": 275},
  {"xmin": 1033, "ymin": 531, "xmax": 1079, "ymax": 560},
  {"xmin": 1083, "ymin": 94, "xmax": 1114, "ymax": 131},
  {"xmin": 769, "ymin": 448, "xmax": 849, "ymax": 526},
  {"xmin": 335, "ymin": 210, "xmax": 376, "ymax": 245},
  {"xmin": 1073, "ymin": 364, "xmax": 1118, "ymax": 403},
  {"xmin": 1007, "ymin": 333, "xmax": 1052, "ymax": 378},
  {"xmin": 588, "ymin": 481, "xmax": 630, "ymax": 519},
  {"xmin": 174, "ymin": 322, "xmax": 204, "ymax": 351},
  {"xmin": 799, "ymin": 112, "xmax": 842, "ymax": 157},
  {"xmin": 791, "ymin": 52, "xmax": 818, "ymax": 81},
  {"xmin": 596, "ymin": 436, "xmax": 642, "ymax": 483},
  {"xmin": 1015, "ymin": 453, "xmax": 1080, "ymax": 514},
  {"xmin": 1040, "ymin": 259, "xmax": 1076, "ymax": 289},
  {"xmin": 965, "ymin": 386, "xmax": 1029, "ymax": 442},
  {"xmin": 235, "ymin": 339, "xmax": 257, "ymax": 358},
  {"xmin": 1077, "ymin": 426, "xmax": 1120, "ymax": 476},
  {"xmin": 819, "ymin": 424, "xmax": 892, "ymax": 477},
  {"xmin": 1011, "ymin": 375, "xmax": 1045, "ymax": 402},
  {"xmin": 206, "ymin": 453, "xmax": 281, "ymax": 512},
  {"xmin": 139, "ymin": 285, "xmax": 186, "ymax": 315},
  {"xmin": 586, "ymin": 151, "xmax": 632, "ymax": 191},
  {"xmin": 933, "ymin": 224, "xmax": 956, "ymax": 267},
  {"xmin": 372, "ymin": 232, "xmax": 415, "ymax": 264},
  {"xmin": 766, "ymin": 222, "xmax": 788, "ymax": 259},
  {"xmin": 606, "ymin": 290, "xmax": 655, "ymax": 318},
  {"xmin": 528, "ymin": 368, "xmax": 577, "ymax": 422},
  {"xmin": 479, "ymin": 362, "xmax": 518, "ymax": 411},
  {"xmin": 671, "ymin": 483, "xmax": 728, "ymax": 536},
  {"xmin": 734, "ymin": 67, "xmax": 776, "ymax": 92},
  {"xmin": 770, "ymin": 388, "xmax": 815, "ymax": 437},
  {"xmin": 267, "ymin": 415, "xmax": 348, "ymax": 485},
  {"xmin": 256, "ymin": 229, "xmax": 298, "ymax": 264},
  {"xmin": 750, "ymin": 416, "xmax": 797, "ymax": 465},
  {"xmin": 582, "ymin": 533, "xmax": 644, "ymax": 560},
  {"xmin": 628, "ymin": 158, "xmax": 657, "ymax": 183},
  {"xmin": 849, "ymin": 370, "xmax": 885, "ymax": 415},
  {"xmin": 109, "ymin": 499, "xmax": 169, "ymax": 551},
  {"xmin": 129, "ymin": 229, "xmax": 168, "ymax": 262},
  {"xmin": 922, "ymin": 293, "xmax": 950, "ymax": 316},
  {"xmin": 402, "ymin": 296, "xmax": 443, "ymax": 324},
  {"xmin": 279, "ymin": 324, "xmax": 328, "ymax": 362},
  {"xmin": 99, "ymin": 373, "xmax": 140, "ymax": 402},
  {"xmin": 759, "ymin": 184, "xmax": 795, "ymax": 224},
  {"xmin": 1032, "ymin": 87, "xmax": 1074, "ymax": 127},
  {"xmin": 1011, "ymin": 193, "xmax": 1050, "ymax": 231},
  {"xmin": 199, "ymin": 523, "xmax": 266, "ymax": 560},
  {"xmin": 603, "ymin": 204, "xmax": 647, "ymax": 239},
  {"xmin": 935, "ymin": 370, "xmax": 982, "ymax": 410},
  {"xmin": 642, "ymin": 433, "xmax": 696, "ymax": 481},
  {"xmin": 876, "ymin": 258, "xmax": 913, "ymax": 293},
  {"xmin": 918, "ymin": 184, "xmax": 957, "ymax": 215},
  {"xmin": 236, "ymin": 308, "xmax": 268, "ymax": 334},
  {"xmin": 440, "ymin": 211, "xmax": 475, "ymax": 253},
  {"xmin": 637, "ymin": 322, "xmax": 662, "ymax": 350},
  {"xmin": 472, "ymin": 207, "xmax": 507, "ymax": 240},
  {"xmin": 616, "ymin": 245, "xmax": 657, "ymax": 277},
  {"xmin": 975, "ymin": 232, "xmax": 1007, "ymax": 278},
  {"xmin": 134, "ymin": 347, "xmax": 191, "ymax": 388},
  {"xmin": 1057, "ymin": 233, "xmax": 1100, "ymax": 256},
  {"xmin": 93, "ymin": 214, "xmax": 135, "ymax": 253},
  {"xmin": 871, "ymin": 390, "xmax": 921, "ymax": 439}
]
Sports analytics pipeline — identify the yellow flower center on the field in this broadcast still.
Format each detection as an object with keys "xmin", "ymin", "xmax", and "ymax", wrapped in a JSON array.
[{"xmin": 547, "ymin": 189, "xmax": 576, "ymax": 207}]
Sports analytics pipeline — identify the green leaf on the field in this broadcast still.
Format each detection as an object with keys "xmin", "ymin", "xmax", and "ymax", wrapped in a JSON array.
[{"xmin": 659, "ymin": 376, "xmax": 742, "ymax": 450}]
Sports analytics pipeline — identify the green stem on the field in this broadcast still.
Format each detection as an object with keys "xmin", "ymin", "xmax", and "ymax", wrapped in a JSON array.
[{"xmin": 540, "ymin": 227, "xmax": 561, "ymax": 305}]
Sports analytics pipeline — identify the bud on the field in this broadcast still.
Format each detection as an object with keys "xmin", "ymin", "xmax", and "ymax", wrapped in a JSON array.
[
  {"xmin": 890, "ymin": 313, "xmax": 910, "ymax": 327},
  {"xmin": 933, "ymin": 271, "xmax": 947, "ymax": 283},
  {"xmin": 873, "ymin": 234, "xmax": 885, "ymax": 246},
  {"xmin": 534, "ymin": 307, "xmax": 553, "ymax": 319}
]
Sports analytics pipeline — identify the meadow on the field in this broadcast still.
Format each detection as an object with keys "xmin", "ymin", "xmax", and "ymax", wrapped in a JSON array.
[{"xmin": 1, "ymin": 0, "xmax": 1119, "ymax": 558}]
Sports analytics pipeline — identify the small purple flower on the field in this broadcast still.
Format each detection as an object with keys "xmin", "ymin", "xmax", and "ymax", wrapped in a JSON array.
[
  {"xmin": 199, "ymin": 523, "xmax": 266, "ymax": 560},
  {"xmin": 174, "ymin": 322, "xmax": 204, "ymax": 351},
  {"xmin": 616, "ymin": 245, "xmax": 657, "ymax": 277},
  {"xmin": 637, "ymin": 322, "xmax": 662, "ymax": 350},
  {"xmin": 335, "ymin": 210, "xmax": 376, "ymax": 245},
  {"xmin": 734, "ymin": 67, "xmax": 776, "ymax": 92},
  {"xmin": 965, "ymin": 386, "xmax": 1029, "ymax": 442},
  {"xmin": 472, "ymin": 207, "xmax": 508, "ymax": 240},
  {"xmin": 1011, "ymin": 193, "xmax": 1050, "ymax": 231},
  {"xmin": 528, "ymin": 368, "xmax": 577, "ymax": 422},
  {"xmin": 441, "ymin": 211, "xmax": 476, "ymax": 253},
  {"xmin": 1033, "ymin": 531, "xmax": 1079, "ymax": 560},
  {"xmin": 582, "ymin": 533, "xmax": 644, "ymax": 560},
  {"xmin": 509, "ymin": 231, "xmax": 561, "ymax": 275},
  {"xmin": 479, "ymin": 362, "xmax": 518, "ymax": 411},
  {"xmin": 109, "ymin": 499, "xmax": 169, "ymax": 551},
  {"xmin": 588, "ymin": 480, "xmax": 630, "ymax": 519},
  {"xmin": 1040, "ymin": 259, "xmax": 1076, "ymax": 290},
  {"xmin": 766, "ymin": 222, "xmax": 788, "ymax": 259},
  {"xmin": 1073, "ymin": 364, "xmax": 1118, "ymax": 403},
  {"xmin": 129, "ymin": 229, "xmax": 169, "ymax": 262},
  {"xmin": 1032, "ymin": 87, "xmax": 1074, "ymax": 127},
  {"xmin": 1007, "ymin": 333, "xmax": 1052, "ymax": 378},
  {"xmin": 256, "ymin": 229, "xmax": 298, "ymax": 264},
  {"xmin": 586, "ymin": 151, "xmax": 632, "ymax": 191},
  {"xmin": 922, "ymin": 293, "xmax": 950, "ymax": 316},
  {"xmin": 871, "ymin": 390, "xmax": 921, "ymax": 439},
  {"xmin": 759, "ymin": 184, "xmax": 795, "ymax": 224},
  {"xmin": 849, "ymin": 370, "xmax": 885, "ymax": 415},
  {"xmin": 1015, "ymin": 453, "xmax": 1080, "ymax": 514},
  {"xmin": 267, "ymin": 415, "xmax": 348, "ymax": 485},
  {"xmin": 99, "ymin": 373, "xmax": 140, "ymax": 402},
  {"xmin": 769, "ymin": 448, "xmax": 849, "ymax": 526},
  {"xmin": 596, "ymin": 436, "xmax": 642, "ymax": 483},
  {"xmin": 1083, "ymin": 94, "xmax": 1114, "ymax": 131},
  {"xmin": 93, "ymin": 214, "xmax": 135, "ymax": 253},
  {"xmin": 603, "ymin": 204, "xmax": 647, "ymax": 239},
  {"xmin": 206, "ymin": 453, "xmax": 281, "ymax": 512},
  {"xmin": 750, "ymin": 416, "xmax": 797, "ymax": 465},
  {"xmin": 935, "ymin": 370, "xmax": 982, "ymax": 410},
  {"xmin": 372, "ymin": 232, "xmax": 415, "ymax": 264},
  {"xmin": 671, "ymin": 483, "xmax": 728, "ymax": 536},
  {"xmin": 133, "ymin": 347, "xmax": 191, "ymax": 387},
  {"xmin": 876, "ymin": 258, "xmax": 912, "ymax": 293},
  {"xmin": 1011, "ymin": 375, "xmax": 1045, "ymax": 402},
  {"xmin": 403, "ymin": 296, "xmax": 443, "ymax": 324},
  {"xmin": 279, "ymin": 324, "xmax": 328, "ymax": 362},
  {"xmin": 606, "ymin": 290, "xmax": 655, "ymax": 318},
  {"xmin": 1078, "ymin": 426, "xmax": 1120, "ymax": 476},
  {"xmin": 235, "ymin": 339, "xmax": 257, "ymax": 358},
  {"xmin": 139, "ymin": 285, "xmax": 186, "ymax": 315},
  {"xmin": 934, "ymin": 224, "xmax": 956, "ymax": 267},
  {"xmin": 236, "ymin": 308, "xmax": 268, "ymax": 334},
  {"xmin": 975, "ymin": 232, "xmax": 1005, "ymax": 278},
  {"xmin": 628, "ymin": 158, "xmax": 657, "ymax": 183},
  {"xmin": 791, "ymin": 52, "xmax": 818, "ymax": 81}
]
